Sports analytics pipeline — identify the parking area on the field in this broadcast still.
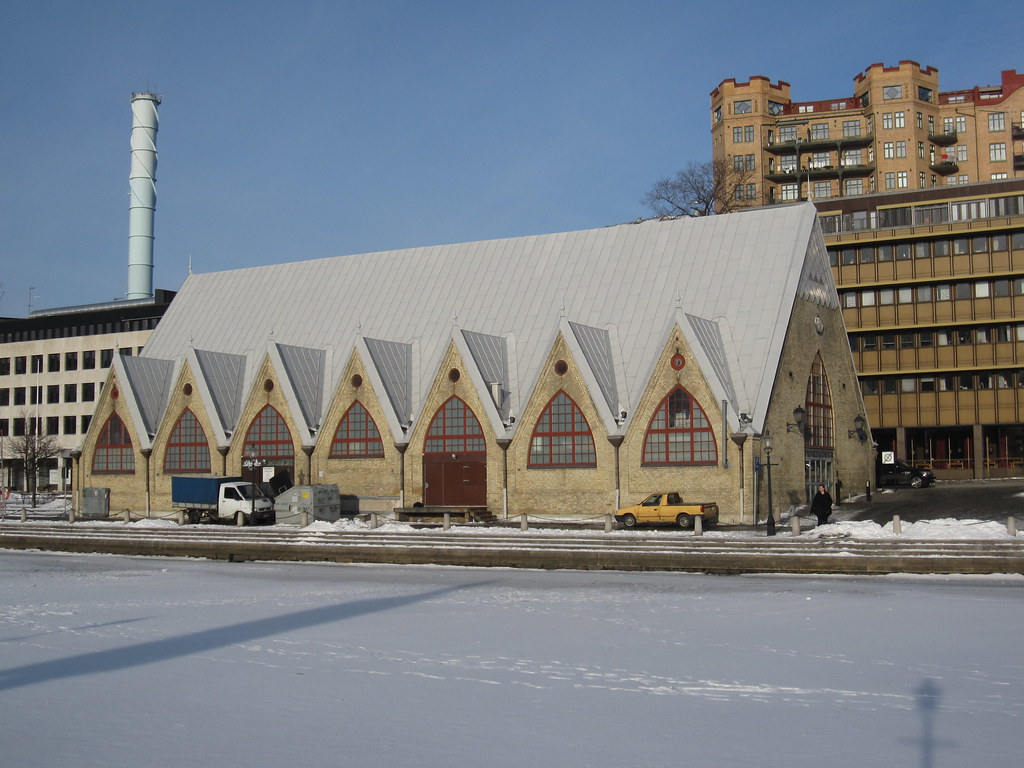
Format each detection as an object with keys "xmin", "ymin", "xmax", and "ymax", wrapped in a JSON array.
[{"xmin": 842, "ymin": 478, "xmax": 1024, "ymax": 525}]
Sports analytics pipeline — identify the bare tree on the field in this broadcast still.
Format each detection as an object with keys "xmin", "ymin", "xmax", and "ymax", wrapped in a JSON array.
[
  {"xmin": 7, "ymin": 421, "xmax": 62, "ymax": 507},
  {"xmin": 641, "ymin": 160, "xmax": 756, "ymax": 217}
]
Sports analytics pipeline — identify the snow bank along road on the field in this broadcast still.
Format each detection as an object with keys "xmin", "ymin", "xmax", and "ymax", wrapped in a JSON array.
[{"xmin": 1, "ymin": 521, "xmax": 1022, "ymax": 574}]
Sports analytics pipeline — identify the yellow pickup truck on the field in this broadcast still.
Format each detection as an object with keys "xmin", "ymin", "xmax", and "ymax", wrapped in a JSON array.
[{"xmin": 615, "ymin": 492, "xmax": 719, "ymax": 529}]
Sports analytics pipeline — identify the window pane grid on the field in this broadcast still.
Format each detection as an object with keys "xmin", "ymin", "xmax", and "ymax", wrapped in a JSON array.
[
  {"xmin": 164, "ymin": 409, "xmax": 211, "ymax": 472},
  {"xmin": 92, "ymin": 414, "xmax": 135, "ymax": 473},
  {"xmin": 424, "ymin": 397, "xmax": 485, "ymax": 454},
  {"xmin": 330, "ymin": 402, "xmax": 385, "ymax": 458},
  {"xmin": 642, "ymin": 387, "xmax": 717, "ymax": 465},
  {"xmin": 528, "ymin": 391, "xmax": 596, "ymax": 467},
  {"xmin": 243, "ymin": 406, "xmax": 295, "ymax": 466}
]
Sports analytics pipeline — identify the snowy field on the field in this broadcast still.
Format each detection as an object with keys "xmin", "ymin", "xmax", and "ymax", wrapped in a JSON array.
[{"xmin": 1, "ymin": 552, "xmax": 1021, "ymax": 768}]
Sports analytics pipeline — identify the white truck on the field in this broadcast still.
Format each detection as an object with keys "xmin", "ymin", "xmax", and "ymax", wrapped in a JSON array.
[{"xmin": 171, "ymin": 475, "xmax": 274, "ymax": 525}]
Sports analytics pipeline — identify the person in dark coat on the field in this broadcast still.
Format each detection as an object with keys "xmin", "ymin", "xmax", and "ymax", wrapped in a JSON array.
[{"xmin": 810, "ymin": 484, "xmax": 833, "ymax": 526}]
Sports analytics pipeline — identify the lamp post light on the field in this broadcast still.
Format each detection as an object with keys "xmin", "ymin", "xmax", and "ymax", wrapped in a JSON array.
[
  {"xmin": 786, "ymin": 405, "xmax": 806, "ymax": 436},
  {"xmin": 242, "ymin": 448, "xmax": 265, "ymax": 525},
  {"xmin": 730, "ymin": 430, "xmax": 749, "ymax": 525},
  {"xmin": 764, "ymin": 430, "xmax": 776, "ymax": 536}
]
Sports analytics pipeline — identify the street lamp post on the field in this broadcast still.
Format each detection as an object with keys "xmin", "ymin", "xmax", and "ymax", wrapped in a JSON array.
[
  {"xmin": 730, "ymin": 431, "xmax": 749, "ymax": 524},
  {"xmin": 242, "ymin": 449, "xmax": 265, "ymax": 526},
  {"xmin": 764, "ymin": 430, "xmax": 776, "ymax": 536}
]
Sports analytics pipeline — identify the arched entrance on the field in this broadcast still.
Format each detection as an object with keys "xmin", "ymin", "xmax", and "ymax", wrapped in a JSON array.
[{"xmin": 423, "ymin": 396, "xmax": 487, "ymax": 506}]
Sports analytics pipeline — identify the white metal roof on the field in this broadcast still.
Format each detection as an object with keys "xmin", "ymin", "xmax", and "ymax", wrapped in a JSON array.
[{"xmin": 141, "ymin": 203, "xmax": 830, "ymax": 439}]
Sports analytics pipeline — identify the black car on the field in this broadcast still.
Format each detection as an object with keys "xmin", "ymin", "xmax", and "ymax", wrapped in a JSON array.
[{"xmin": 878, "ymin": 458, "xmax": 935, "ymax": 488}]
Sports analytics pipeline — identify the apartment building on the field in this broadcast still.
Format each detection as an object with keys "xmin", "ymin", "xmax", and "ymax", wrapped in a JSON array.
[
  {"xmin": 711, "ymin": 62, "xmax": 1024, "ymax": 208},
  {"xmin": 0, "ymin": 290, "xmax": 174, "ymax": 491},
  {"xmin": 819, "ymin": 180, "xmax": 1024, "ymax": 477}
]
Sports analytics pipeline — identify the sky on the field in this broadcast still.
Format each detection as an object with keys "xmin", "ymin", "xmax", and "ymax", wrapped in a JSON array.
[
  {"xmin": 1, "ymin": 552, "xmax": 1021, "ymax": 767},
  {"xmin": 1, "ymin": 0, "xmax": 1021, "ymax": 314}
]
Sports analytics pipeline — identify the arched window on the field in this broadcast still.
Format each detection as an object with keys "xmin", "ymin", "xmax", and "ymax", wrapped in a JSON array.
[
  {"xmin": 642, "ymin": 386, "xmax": 717, "ymax": 465},
  {"xmin": 164, "ymin": 409, "xmax": 211, "ymax": 473},
  {"xmin": 243, "ymin": 405, "xmax": 294, "ymax": 466},
  {"xmin": 424, "ymin": 397, "xmax": 485, "ymax": 453},
  {"xmin": 330, "ymin": 402, "xmax": 384, "ymax": 458},
  {"xmin": 805, "ymin": 353, "xmax": 834, "ymax": 449},
  {"xmin": 528, "ymin": 391, "xmax": 596, "ymax": 467},
  {"xmin": 92, "ymin": 414, "xmax": 135, "ymax": 473}
]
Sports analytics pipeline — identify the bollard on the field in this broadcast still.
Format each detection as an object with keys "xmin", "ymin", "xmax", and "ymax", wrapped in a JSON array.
[
  {"xmin": 68, "ymin": 508, "xmax": 75, "ymax": 523},
  {"xmin": 604, "ymin": 513, "xmax": 613, "ymax": 533},
  {"xmin": 792, "ymin": 514, "xmax": 801, "ymax": 536},
  {"xmin": 370, "ymin": 512, "xmax": 378, "ymax": 529},
  {"xmin": 236, "ymin": 511, "xmax": 245, "ymax": 526},
  {"xmin": 694, "ymin": 514, "xmax": 703, "ymax": 536},
  {"xmin": 123, "ymin": 509, "xmax": 130, "ymax": 524},
  {"xmin": 302, "ymin": 510, "xmax": 311, "ymax": 527},
  {"xmin": 21, "ymin": 508, "xmax": 27, "ymax": 523},
  {"xmin": 443, "ymin": 512, "xmax": 451, "ymax": 531},
  {"xmin": 1008, "ymin": 517, "xmax": 1017, "ymax": 537},
  {"xmin": 177, "ymin": 510, "xmax": 185, "ymax": 526},
  {"xmin": 892, "ymin": 514, "xmax": 902, "ymax": 535},
  {"xmin": 866, "ymin": 481, "xmax": 872, "ymax": 502},
  {"xmin": 520, "ymin": 513, "xmax": 528, "ymax": 531}
]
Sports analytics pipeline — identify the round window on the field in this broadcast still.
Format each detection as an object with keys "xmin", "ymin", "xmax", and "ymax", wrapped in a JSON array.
[
  {"xmin": 554, "ymin": 360, "xmax": 569, "ymax": 376},
  {"xmin": 448, "ymin": 368, "xmax": 461, "ymax": 383},
  {"xmin": 351, "ymin": 374, "xmax": 363, "ymax": 388},
  {"xmin": 671, "ymin": 354, "xmax": 686, "ymax": 370},
  {"xmin": 263, "ymin": 379, "xmax": 274, "ymax": 393}
]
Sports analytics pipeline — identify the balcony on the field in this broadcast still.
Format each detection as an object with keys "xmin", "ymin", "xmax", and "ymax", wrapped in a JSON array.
[
  {"xmin": 929, "ymin": 160, "xmax": 959, "ymax": 175},
  {"xmin": 764, "ymin": 132, "xmax": 874, "ymax": 154},
  {"xmin": 928, "ymin": 130, "xmax": 958, "ymax": 146},
  {"xmin": 765, "ymin": 163, "xmax": 874, "ymax": 183},
  {"xmin": 1015, "ymin": 154, "xmax": 1024, "ymax": 170},
  {"xmin": 1012, "ymin": 122, "xmax": 1024, "ymax": 140}
]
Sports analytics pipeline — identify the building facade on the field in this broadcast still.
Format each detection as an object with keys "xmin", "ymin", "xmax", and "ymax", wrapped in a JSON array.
[
  {"xmin": 819, "ymin": 180, "xmax": 1024, "ymax": 477},
  {"xmin": 711, "ymin": 62, "xmax": 1024, "ymax": 208},
  {"xmin": 77, "ymin": 206, "xmax": 872, "ymax": 522},
  {"xmin": 0, "ymin": 291, "xmax": 174, "ymax": 491}
]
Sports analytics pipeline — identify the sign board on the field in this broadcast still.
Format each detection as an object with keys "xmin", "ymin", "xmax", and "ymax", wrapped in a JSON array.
[
  {"xmin": 262, "ymin": 466, "xmax": 275, "ymax": 483},
  {"xmin": 754, "ymin": 456, "xmax": 761, "ymax": 471},
  {"xmin": 881, "ymin": 451, "xmax": 895, "ymax": 465}
]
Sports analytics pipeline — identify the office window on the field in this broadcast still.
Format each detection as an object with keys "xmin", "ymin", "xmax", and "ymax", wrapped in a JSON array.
[
  {"xmin": 843, "ymin": 292, "xmax": 858, "ymax": 308},
  {"xmin": 895, "ymin": 140, "xmax": 907, "ymax": 158},
  {"xmin": 29, "ymin": 386, "xmax": 41, "ymax": 405},
  {"xmin": 920, "ymin": 377, "xmax": 936, "ymax": 393},
  {"xmin": 842, "ymin": 120, "xmax": 861, "ymax": 137},
  {"xmin": 975, "ymin": 282, "xmax": 990, "ymax": 299},
  {"xmin": 841, "ymin": 248, "xmax": 857, "ymax": 265},
  {"xmin": 780, "ymin": 155, "xmax": 798, "ymax": 172},
  {"xmin": 914, "ymin": 242, "xmax": 930, "ymax": 259},
  {"xmin": 898, "ymin": 288, "xmax": 913, "ymax": 304},
  {"xmin": 82, "ymin": 382, "xmax": 95, "ymax": 401},
  {"xmin": 917, "ymin": 285, "xmax": 932, "ymax": 302},
  {"xmin": 885, "ymin": 172, "xmax": 896, "ymax": 189},
  {"xmin": 882, "ymin": 113, "xmax": 894, "ymax": 130},
  {"xmin": 845, "ymin": 178, "xmax": 864, "ymax": 195},
  {"xmin": 896, "ymin": 244, "xmax": 911, "ymax": 260},
  {"xmin": 953, "ymin": 238, "xmax": 969, "ymax": 255},
  {"xmin": 990, "ymin": 143, "xmax": 1007, "ymax": 162},
  {"xmin": 862, "ymin": 380, "xmax": 879, "ymax": 396},
  {"xmin": 989, "ymin": 112, "xmax": 1005, "ymax": 131},
  {"xmin": 813, "ymin": 181, "xmax": 831, "ymax": 198},
  {"xmin": 31, "ymin": 355, "xmax": 43, "ymax": 374},
  {"xmin": 955, "ymin": 283, "xmax": 971, "ymax": 300},
  {"xmin": 879, "ymin": 289, "xmax": 895, "ymax": 306},
  {"xmin": 883, "ymin": 142, "xmax": 895, "ymax": 159},
  {"xmin": 734, "ymin": 99, "xmax": 752, "ymax": 114},
  {"xmin": 15, "ymin": 357, "xmax": 27, "ymax": 375},
  {"xmin": 745, "ymin": 125, "xmax": 754, "ymax": 142},
  {"xmin": 13, "ymin": 387, "xmax": 26, "ymax": 405},
  {"xmin": 64, "ymin": 351, "xmax": 78, "ymax": 371},
  {"xmin": 992, "ymin": 234, "xmax": 1008, "ymax": 251},
  {"xmin": 994, "ymin": 279, "xmax": 1011, "ymax": 297},
  {"xmin": 976, "ymin": 328, "xmax": 990, "ymax": 343},
  {"xmin": 47, "ymin": 353, "xmax": 60, "ymax": 372},
  {"xmin": 780, "ymin": 184, "xmax": 800, "ymax": 201},
  {"xmin": 46, "ymin": 416, "xmax": 59, "ymax": 436},
  {"xmin": 63, "ymin": 416, "xmax": 77, "ymax": 435},
  {"xmin": 894, "ymin": 112, "xmax": 905, "ymax": 128},
  {"xmin": 897, "ymin": 171, "xmax": 909, "ymax": 188},
  {"xmin": 901, "ymin": 378, "xmax": 916, "ymax": 393},
  {"xmin": 778, "ymin": 125, "xmax": 798, "ymax": 142},
  {"xmin": 81, "ymin": 414, "xmax": 91, "ymax": 433},
  {"xmin": 100, "ymin": 349, "xmax": 113, "ymax": 367},
  {"xmin": 919, "ymin": 331, "xmax": 933, "ymax": 347},
  {"xmin": 936, "ymin": 285, "xmax": 951, "ymax": 301},
  {"xmin": 64, "ymin": 383, "xmax": 77, "ymax": 402},
  {"xmin": 862, "ymin": 335, "xmax": 878, "ymax": 351},
  {"xmin": 861, "ymin": 290, "xmax": 875, "ymax": 306},
  {"xmin": 46, "ymin": 384, "xmax": 59, "ymax": 404},
  {"xmin": 83, "ymin": 350, "xmax": 95, "ymax": 369},
  {"xmin": 842, "ymin": 148, "xmax": 863, "ymax": 166},
  {"xmin": 0, "ymin": 389, "xmax": 7, "ymax": 406},
  {"xmin": 955, "ymin": 145, "xmax": 968, "ymax": 162},
  {"xmin": 809, "ymin": 123, "xmax": 829, "ymax": 140},
  {"xmin": 859, "ymin": 246, "xmax": 875, "ymax": 263},
  {"xmin": 883, "ymin": 379, "xmax": 898, "ymax": 395},
  {"xmin": 899, "ymin": 332, "xmax": 915, "ymax": 347},
  {"xmin": 0, "ymin": 358, "xmax": 8, "ymax": 376}
]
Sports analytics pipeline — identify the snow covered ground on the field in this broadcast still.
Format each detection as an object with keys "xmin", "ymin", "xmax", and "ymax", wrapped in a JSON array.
[{"xmin": 1, "ymin": 551, "xmax": 1020, "ymax": 768}]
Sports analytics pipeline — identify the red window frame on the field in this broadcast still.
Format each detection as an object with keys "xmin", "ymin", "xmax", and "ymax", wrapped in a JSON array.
[
  {"xmin": 243, "ymin": 405, "xmax": 295, "ymax": 466},
  {"xmin": 163, "ymin": 408, "xmax": 211, "ymax": 473},
  {"xmin": 329, "ymin": 402, "xmax": 385, "ymax": 458},
  {"xmin": 424, "ymin": 397, "xmax": 485, "ymax": 454},
  {"xmin": 805, "ymin": 353, "xmax": 834, "ymax": 449},
  {"xmin": 642, "ymin": 386, "xmax": 717, "ymax": 465},
  {"xmin": 528, "ymin": 390, "xmax": 596, "ymax": 467},
  {"xmin": 92, "ymin": 413, "xmax": 136, "ymax": 473}
]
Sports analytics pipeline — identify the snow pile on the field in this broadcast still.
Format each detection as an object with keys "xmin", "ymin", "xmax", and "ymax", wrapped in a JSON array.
[
  {"xmin": 126, "ymin": 518, "xmax": 179, "ymax": 529},
  {"xmin": 804, "ymin": 518, "xmax": 1016, "ymax": 539}
]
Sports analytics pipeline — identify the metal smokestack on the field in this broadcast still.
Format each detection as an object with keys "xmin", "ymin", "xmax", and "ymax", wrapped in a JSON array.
[{"xmin": 128, "ymin": 92, "xmax": 161, "ymax": 299}]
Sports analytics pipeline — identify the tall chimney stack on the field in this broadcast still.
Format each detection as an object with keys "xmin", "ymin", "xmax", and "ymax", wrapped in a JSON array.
[{"xmin": 127, "ymin": 92, "xmax": 161, "ymax": 299}]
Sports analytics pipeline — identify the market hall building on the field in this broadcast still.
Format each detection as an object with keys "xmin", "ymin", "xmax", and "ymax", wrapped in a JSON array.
[{"xmin": 76, "ymin": 203, "xmax": 872, "ymax": 524}]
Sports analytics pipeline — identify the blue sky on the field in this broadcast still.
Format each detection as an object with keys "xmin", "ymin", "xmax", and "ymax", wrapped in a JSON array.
[{"xmin": 1, "ymin": 0, "xmax": 1019, "ymax": 313}]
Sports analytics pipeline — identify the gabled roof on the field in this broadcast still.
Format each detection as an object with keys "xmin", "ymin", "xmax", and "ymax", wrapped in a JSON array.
[
  {"xmin": 141, "ymin": 204, "xmax": 826, "ymax": 434},
  {"xmin": 116, "ymin": 355, "xmax": 175, "ymax": 443}
]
